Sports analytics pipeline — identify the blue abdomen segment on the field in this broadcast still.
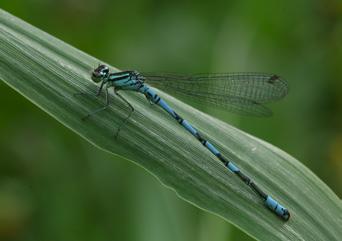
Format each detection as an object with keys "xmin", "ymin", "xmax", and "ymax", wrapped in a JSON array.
[
  {"xmin": 265, "ymin": 196, "xmax": 290, "ymax": 221},
  {"xmin": 143, "ymin": 86, "xmax": 177, "ymax": 119},
  {"xmin": 181, "ymin": 120, "xmax": 197, "ymax": 135},
  {"xmin": 226, "ymin": 162, "xmax": 240, "ymax": 173},
  {"xmin": 205, "ymin": 142, "xmax": 220, "ymax": 156},
  {"xmin": 141, "ymin": 84, "xmax": 290, "ymax": 221}
]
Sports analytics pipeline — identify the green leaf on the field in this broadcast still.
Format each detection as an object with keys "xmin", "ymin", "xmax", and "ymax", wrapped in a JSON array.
[{"xmin": 0, "ymin": 9, "xmax": 340, "ymax": 241}]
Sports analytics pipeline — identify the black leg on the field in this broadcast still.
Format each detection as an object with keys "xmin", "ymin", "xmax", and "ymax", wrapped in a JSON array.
[
  {"xmin": 95, "ymin": 81, "xmax": 105, "ymax": 96},
  {"xmin": 74, "ymin": 81, "xmax": 105, "ymax": 98},
  {"xmin": 82, "ymin": 87, "xmax": 110, "ymax": 121},
  {"xmin": 114, "ymin": 89, "xmax": 135, "ymax": 138}
]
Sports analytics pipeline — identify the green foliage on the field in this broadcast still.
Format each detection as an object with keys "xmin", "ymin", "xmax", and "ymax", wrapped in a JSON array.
[{"xmin": 0, "ymin": 9, "xmax": 341, "ymax": 241}]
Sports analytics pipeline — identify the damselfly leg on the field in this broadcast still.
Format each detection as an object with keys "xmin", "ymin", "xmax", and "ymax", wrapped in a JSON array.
[
  {"xmin": 76, "ymin": 85, "xmax": 135, "ymax": 137},
  {"xmin": 81, "ymin": 86, "xmax": 110, "ymax": 121},
  {"xmin": 114, "ymin": 89, "xmax": 134, "ymax": 138}
]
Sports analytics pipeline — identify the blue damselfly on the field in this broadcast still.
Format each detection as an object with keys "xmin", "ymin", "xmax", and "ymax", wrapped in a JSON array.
[{"xmin": 78, "ymin": 64, "xmax": 290, "ymax": 221}]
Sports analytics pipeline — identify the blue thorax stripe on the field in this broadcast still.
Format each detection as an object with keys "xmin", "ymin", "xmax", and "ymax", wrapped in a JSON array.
[{"xmin": 109, "ymin": 72, "xmax": 131, "ymax": 81}]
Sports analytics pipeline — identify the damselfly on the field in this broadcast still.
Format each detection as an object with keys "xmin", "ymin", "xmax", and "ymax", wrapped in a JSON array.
[{"xmin": 79, "ymin": 64, "xmax": 290, "ymax": 221}]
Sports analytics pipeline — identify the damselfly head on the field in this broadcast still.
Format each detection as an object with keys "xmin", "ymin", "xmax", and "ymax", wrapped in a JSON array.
[{"xmin": 92, "ymin": 64, "xmax": 109, "ymax": 83}]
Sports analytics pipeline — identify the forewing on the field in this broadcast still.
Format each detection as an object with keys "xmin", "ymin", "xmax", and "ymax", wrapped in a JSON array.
[{"xmin": 144, "ymin": 72, "xmax": 288, "ymax": 116}]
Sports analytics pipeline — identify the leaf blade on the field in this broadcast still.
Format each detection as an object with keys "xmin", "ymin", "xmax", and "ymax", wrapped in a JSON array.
[{"xmin": 0, "ymin": 9, "xmax": 340, "ymax": 241}]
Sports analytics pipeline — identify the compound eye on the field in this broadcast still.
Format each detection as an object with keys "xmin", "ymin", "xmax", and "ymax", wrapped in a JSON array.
[
  {"xmin": 92, "ymin": 70, "xmax": 101, "ymax": 78},
  {"xmin": 94, "ymin": 64, "xmax": 108, "ymax": 73},
  {"xmin": 91, "ymin": 69, "xmax": 104, "ymax": 83},
  {"xmin": 101, "ymin": 68, "xmax": 109, "ymax": 76},
  {"xmin": 98, "ymin": 65, "xmax": 109, "ymax": 76}
]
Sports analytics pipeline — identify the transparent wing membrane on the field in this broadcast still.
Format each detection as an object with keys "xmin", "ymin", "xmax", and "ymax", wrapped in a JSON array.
[{"xmin": 144, "ymin": 72, "xmax": 288, "ymax": 116}]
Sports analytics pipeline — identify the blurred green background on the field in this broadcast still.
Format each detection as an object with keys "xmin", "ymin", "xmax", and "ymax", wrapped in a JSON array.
[{"xmin": 0, "ymin": 1, "xmax": 341, "ymax": 240}]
